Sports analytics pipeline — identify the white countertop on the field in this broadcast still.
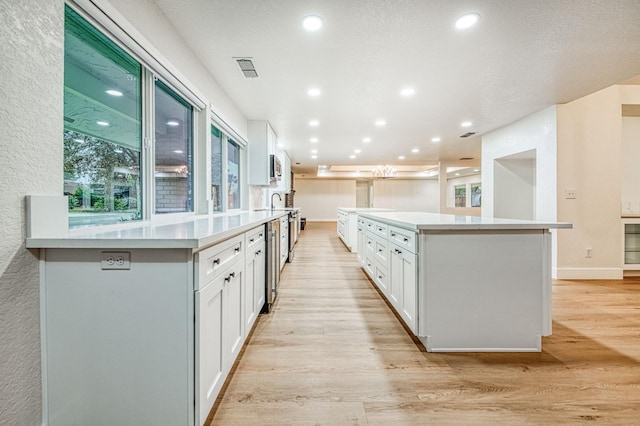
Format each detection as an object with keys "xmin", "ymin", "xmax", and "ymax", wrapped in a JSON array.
[
  {"xmin": 358, "ymin": 211, "xmax": 572, "ymax": 231},
  {"xmin": 26, "ymin": 210, "xmax": 290, "ymax": 250},
  {"xmin": 337, "ymin": 207, "xmax": 395, "ymax": 213}
]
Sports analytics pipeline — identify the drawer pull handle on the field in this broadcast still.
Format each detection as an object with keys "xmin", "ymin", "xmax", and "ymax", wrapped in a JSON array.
[
  {"xmin": 391, "ymin": 233, "xmax": 396, "ymax": 237},
  {"xmin": 403, "ymin": 237, "xmax": 409, "ymax": 243},
  {"xmin": 259, "ymin": 233, "xmax": 263, "ymax": 238},
  {"xmin": 234, "ymin": 246, "xmax": 241, "ymax": 253},
  {"xmin": 249, "ymin": 238, "xmax": 254, "ymax": 243},
  {"xmin": 256, "ymin": 250, "xmax": 262, "ymax": 256},
  {"xmin": 213, "ymin": 258, "xmax": 221, "ymax": 265},
  {"xmin": 378, "ymin": 248, "xmax": 383, "ymax": 252}
]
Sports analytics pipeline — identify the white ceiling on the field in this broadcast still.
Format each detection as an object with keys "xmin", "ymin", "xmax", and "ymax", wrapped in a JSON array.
[{"xmin": 152, "ymin": 0, "xmax": 640, "ymax": 175}]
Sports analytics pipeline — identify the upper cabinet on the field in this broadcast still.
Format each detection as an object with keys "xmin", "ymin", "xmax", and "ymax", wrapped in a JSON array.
[{"xmin": 248, "ymin": 120, "xmax": 277, "ymax": 186}]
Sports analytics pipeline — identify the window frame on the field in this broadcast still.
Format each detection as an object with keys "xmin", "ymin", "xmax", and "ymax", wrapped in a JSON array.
[{"xmin": 65, "ymin": 2, "xmax": 206, "ymax": 228}]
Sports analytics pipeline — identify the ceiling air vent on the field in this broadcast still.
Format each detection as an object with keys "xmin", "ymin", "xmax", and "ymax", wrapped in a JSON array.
[
  {"xmin": 460, "ymin": 132, "xmax": 476, "ymax": 138},
  {"xmin": 459, "ymin": 157, "xmax": 474, "ymax": 161},
  {"xmin": 235, "ymin": 58, "xmax": 258, "ymax": 78}
]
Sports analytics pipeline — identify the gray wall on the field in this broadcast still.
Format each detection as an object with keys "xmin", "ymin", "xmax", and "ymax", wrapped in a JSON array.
[{"xmin": 0, "ymin": 1, "xmax": 64, "ymax": 424}]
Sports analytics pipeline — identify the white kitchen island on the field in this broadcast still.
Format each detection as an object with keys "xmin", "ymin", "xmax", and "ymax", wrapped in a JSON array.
[
  {"xmin": 357, "ymin": 211, "xmax": 572, "ymax": 352},
  {"xmin": 27, "ymin": 210, "xmax": 289, "ymax": 426},
  {"xmin": 336, "ymin": 207, "xmax": 394, "ymax": 252}
]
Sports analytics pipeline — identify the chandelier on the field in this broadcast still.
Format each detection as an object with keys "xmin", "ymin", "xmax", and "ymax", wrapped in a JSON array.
[{"xmin": 372, "ymin": 165, "xmax": 397, "ymax": 179}]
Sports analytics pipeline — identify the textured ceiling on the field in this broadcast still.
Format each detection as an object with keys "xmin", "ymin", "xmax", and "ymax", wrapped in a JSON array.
[{"xmin": 152, "ymin": 0, "xmax": 640, "ymax": 175}]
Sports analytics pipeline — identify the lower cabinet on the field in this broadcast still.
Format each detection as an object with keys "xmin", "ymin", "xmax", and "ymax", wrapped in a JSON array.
[
  {"xmin": 196, "ymin": 259, "xmax": 244, "ymax": 426},
  {"xmin": 390, "ymin": 243, "xmax": 417, "ymax": 333},
  {"xmin": 360, "ymin": 219, "xmax": 418, "ymax": 334},
  {"xmin": 245, "ymin": 241, "xmax": 266, "ymax": 333}
]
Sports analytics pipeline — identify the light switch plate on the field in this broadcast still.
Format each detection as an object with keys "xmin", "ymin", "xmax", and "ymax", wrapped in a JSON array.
[{"xmin": 101, "ymin": 251, "xmax": 131, "ymax": 270}]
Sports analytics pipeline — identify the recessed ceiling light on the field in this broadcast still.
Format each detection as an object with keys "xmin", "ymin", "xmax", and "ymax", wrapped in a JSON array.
[
  {"xmin": 431, "ymin": 137, "xmax": 441, "ymax": 143},
  {"xmin": 411, "ymin": 148, "xmax": 419, "ymax": 153},
  {"xmin": 350, "ymin": 155, "xmax": 356, "ymax": 159},
  {"xmin": 173, "ymin": 150, "xmax": 183, "ymax": 154},
  {"xmin": 311, "ymin": 154, "xmax": 318, "ymax": 159},
  {"xmin": 363, "ymin": 137, "xmax": 371, "ymax": 143},
  {"xmin": 461, "ymin": 121, "xmax": 473, "ymax": 127},
  {"xmin": 354, "ymin": 171, "xmax": 361, "ymax": 174},
  {"xmin": 375, "ymin": 119, "xmax": 386, "ymax": 127},
  {"xmin": 455, "ymin": 13, "xmax": 480, "ymax": 30},
  {"xmin": 166, "ymin": 120, "xmax": 180, "ymax": 126},
  {"xmin": 311, "ymin": 149, "xmax": 318, "ymax": 154},
  {"xmin": 474, "ymin": 169, "xmax": 480, "ymax": 172},
  {"xmin": 307, "ymin": 87, "xmax": 322, "ymax": 97},
  {"xmin": 354, "ymin": 149, "xmax": 361, "ymax": 154},
  {"xmin": 309, "ymin": 120, "xmax": 319, "ymax": 126},
  {"xmin": 302, "ymin": 15, "xmax": 323, "ymax": 32},
  {"xmin": 310, "ymin": 137, "xmax": 319, "ymax": 143},
  {"xmin": 400, "ymin": 87, "xmax": 415, "ymax": 97},
  {"xmin": 106, "ymin": 89, "xmax": 123, "ymax": 96},
  {"xmin": 455, "ymin": 173, "xmax": 461, "ymax": 176},
  {"xmin": 398, "ymin": 155, "xmax": 405, "ymax": 160},
  {"xmin": 96, "ymin": 120, "xmax": 109, "ymax": 126}
]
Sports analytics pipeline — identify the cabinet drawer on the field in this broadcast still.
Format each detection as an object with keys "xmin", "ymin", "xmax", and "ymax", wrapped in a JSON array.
[
  {"xmin": 374, "ymin": 263, "xmax": 389, "ymax": 295},
  {"xmin": 389, "ymin": 225, "xmax": 416, "ymax": 253},
  {"xmin": 246, "ymin": 225, "xmax": 266, "ymax": 250},
  {"xmin": 196, "ymin": 234, "xmax": 244, "ymax": 289},
  {"xmin": 365, "ymin": 233, "xmax": 375, "ymax": 254},
  {"xmin": 374, "ymin": 236, "xmax": 389, "ymax": 268},
  {"xmin": 372, "ymin": 221, "xmax": 388, "ymax": 239}
]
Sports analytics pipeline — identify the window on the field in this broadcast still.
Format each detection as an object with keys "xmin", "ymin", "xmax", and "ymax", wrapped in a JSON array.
[
  {"xmin": 64, "ymin": 6, "xmax": 200, "ymax": 227},
  {"xmin": 211, "ymin": 126, "xmax": 222, "ymax": 212},
  {"xmin": 455, "ymin": 184, "xmax": 466, "ymax": 207},
  {"xmin": 154, "ymin": 80, "xmax": 193, "ymax": 214},
  {"xmin": 227, "ymin": 139, "xmax": 241, "ymax": 210},
  {"xmin": 471, "ymin": 183, "xmax": 482, "ymax": 207},
  {"xmin": 63, "ymin": 6, "xmax": 142, "ymax": 227}
]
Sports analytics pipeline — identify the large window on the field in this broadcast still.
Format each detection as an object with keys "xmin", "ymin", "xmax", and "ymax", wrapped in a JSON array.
[
  {"xmin": 64, "ymin": 6, "xmax": 198, "ymax": 227},
  {"xmin": 154, "ymin": 80, "xmax": 193, "ymax": 214},
  {"xmin": 211, "ymin": 124, "xmax": 243, "ymax": 212},
  {"xmin": 64, "ymin": 6, "xmax": 142, "ymax": 227}
]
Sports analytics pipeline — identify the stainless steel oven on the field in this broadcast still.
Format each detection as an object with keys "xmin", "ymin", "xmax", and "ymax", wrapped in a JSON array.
[{"xmin": 263, "ymin": 218, "xmax": 280, "ymax": 313}]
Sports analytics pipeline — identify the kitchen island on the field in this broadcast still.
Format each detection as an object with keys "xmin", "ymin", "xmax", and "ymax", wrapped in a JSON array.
[
  {"xmin": 356, "ymin": 211, "xmax": 572, "ymax": 352},
  {"xmin": 27, "ymin": 210, "xmax": 289, "ymax": 426},
  {"xmin": 336, "ymin": 207, "xmax": 394, "ymax": 252}
]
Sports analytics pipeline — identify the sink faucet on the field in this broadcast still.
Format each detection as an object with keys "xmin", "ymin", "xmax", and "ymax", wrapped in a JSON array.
[{"xmin": 271, "ymin": 192, "xmax": 282, "ymax": 210}]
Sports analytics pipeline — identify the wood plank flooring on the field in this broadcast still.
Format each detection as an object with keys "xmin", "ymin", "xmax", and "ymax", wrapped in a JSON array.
[{"xmin": 208, "ymin": 222, "xmax": 640, "ymax": 425}]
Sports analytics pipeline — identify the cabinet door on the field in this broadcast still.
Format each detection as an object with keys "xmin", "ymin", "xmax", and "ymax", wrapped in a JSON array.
[
  {"xmin": 224, "ymin": 262, "xmax": 244, "ymax": 367},
  {"xmin": 356, "ymin": 223, "xmax": 365, "ymax": 264},
  {"xmin": 245, "ymin": 243, "xmax": 266, "ymax": 334},
  {"xmin": 389, "ymin": 247, "xmax": 403, "ymax": 309},
  {"xmin": 400, "ymin": 250, "xmax": 417, "ymax": 333},
  {"xmin": 196, "ymin": 277, "xmax": 224, "ymax": 426}
]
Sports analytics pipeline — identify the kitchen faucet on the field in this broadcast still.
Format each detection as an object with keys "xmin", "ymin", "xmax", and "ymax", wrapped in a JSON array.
[{"xmin": 271, "ymin": 192, "xmax": 282, "ymax": 210}]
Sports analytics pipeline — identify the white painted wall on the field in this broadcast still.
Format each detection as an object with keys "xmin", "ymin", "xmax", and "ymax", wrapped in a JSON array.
[
  {"xmin": 374, "ymin": 179, "xmax": 439, "ymax": 212},
  {"xmin": 621, "ymin": 117, "xmax": 640, "ymax": 215},
  {"xmin": 494, "ymin": 155, "xmax": 536, "ymax": 220},
  {"xmin": 0, "ymin": 1, "xmax": 64, "ymax": 423},
  {"xmin": 555, "ymin": 85, "xmax": 640, "ymax": 279},
  {"xmin": 295, "ymin": 179, "xmax": 356, "ymax": 221},
  {"xmin": 482, "ymin": 106, "xmax": 557, "ymax": 222}
]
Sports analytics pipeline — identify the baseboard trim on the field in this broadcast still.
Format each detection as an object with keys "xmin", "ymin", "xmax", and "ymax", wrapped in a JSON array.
[{"xmin": 554, "ymin": 267, "xmax": 623, "ymax": 280}]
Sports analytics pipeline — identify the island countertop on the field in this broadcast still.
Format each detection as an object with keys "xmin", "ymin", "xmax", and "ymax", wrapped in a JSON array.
[
  {"xmin": 26, "ymin": 210, "xmax": 290, "ymax": 250},
  {"xmin": 358, "ymin": 211, "xmax": 572, "ymax": 231}
]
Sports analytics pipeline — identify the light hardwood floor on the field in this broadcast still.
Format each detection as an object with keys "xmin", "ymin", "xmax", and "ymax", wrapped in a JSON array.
[{"xmin": 209, "ymin": 222, "xmax": 640, "ymax": 425}]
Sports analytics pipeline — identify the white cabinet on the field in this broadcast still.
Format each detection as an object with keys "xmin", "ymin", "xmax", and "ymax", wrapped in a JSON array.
[
  {"xmin": 196, "ymin": 258, "xmax": 245, "ymax": 426},
  {"xmin": 337, "ymin": 210, "xmax": 348, "ymax": 246},
  {"xmin": 280, "ymin": 216, "xmax": 289, "ymax": 270},
  {"xmin": 356, "ymin": 218, "xmax": 366, "ymax": 263},
  {"xmin": 248, "ymin": 120, "xmax": 277, "ymax": 186},
  {"xmin": 389, "ymin": 242, "xmax": 417, "ymax": 333},
  {"xmin": 245, "ymin": 226, "xmax": 266, "ymax": 332}
]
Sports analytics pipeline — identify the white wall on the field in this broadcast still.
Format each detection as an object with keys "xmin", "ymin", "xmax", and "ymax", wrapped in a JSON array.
[
  {"xmin": 482, "ymin": 106, "xmax": 557, "ymax": 221},
  {"xmin": 374, "ymin": 179, "xmax": 439, "ymax": 211},
  {"xmin": 555, "ymin": 86, "xmax": 640, "ymax": 279},
  {"xmin": 0, "ymin": 1, "xmax": 64, "ymax": 423},
  {"xmin": 494, "ymin": 154, "xmax": 536, "ymax": 220},
  {"xmin": 621, "ymin": 117, "xmax": 640, "ymax": 215},
  {"xmin": 295, "ymin": 179, "xmax": 356, "ymax": 220}
]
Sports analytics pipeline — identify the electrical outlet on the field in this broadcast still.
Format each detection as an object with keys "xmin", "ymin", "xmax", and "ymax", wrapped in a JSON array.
[
  {"xmin": 565, "ymin": 188, "xmax": 577, "ymax": 199},
  {"xmin": 101, "ymin": 251, "xmax": 131, "ymax": 270},
  {"xmin": 585, "ymin": 248, "xmax": 592, "ymax": 258}
]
